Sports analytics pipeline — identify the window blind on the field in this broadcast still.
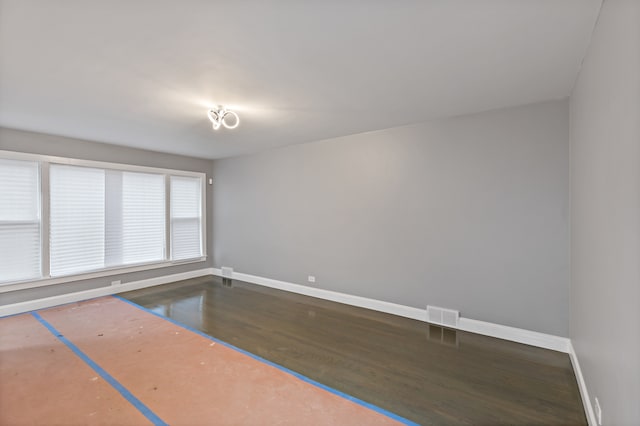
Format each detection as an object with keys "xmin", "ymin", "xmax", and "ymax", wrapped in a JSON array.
[
  {"xmin": 120, "ymin": 171, "xmax": 165, "ymax": 265},
  {"xmin": 0, "ymin": 158, "xmax": 41, "ymax": 283},
  {"xmin": 51, "ymin": 165, "xmax": 167, "ymax": 276},
  {"xmin": 170, "ymin": 176, "xmax": 203, "ymax": 260},
  {"xmin": 50, "ymin": 164, "xmax": 106, "ymax": 276}
]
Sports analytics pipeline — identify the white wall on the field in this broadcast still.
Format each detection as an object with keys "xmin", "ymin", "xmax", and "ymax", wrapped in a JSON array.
[
  {"xmin": 570, "ymin": 0, "xmax": 640, "ymax": 424},
  {"xmin": 213, "ymin": 100, "xmax": 570, "ymax": 336}
]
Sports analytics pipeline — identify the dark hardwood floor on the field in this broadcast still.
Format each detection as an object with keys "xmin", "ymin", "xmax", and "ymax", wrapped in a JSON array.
[{"xmin": 122, "ymin": 276, "xmax": 587, "ymax": 425}]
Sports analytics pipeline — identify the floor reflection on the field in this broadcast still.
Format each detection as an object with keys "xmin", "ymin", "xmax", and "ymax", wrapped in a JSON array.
[
  {"xmin": 426, "ymin": 324, "xmax": 459, "ymax": 347},
  {"xmin": 149, "ymin": 290, "xmax": 206, "ymax": 331}
]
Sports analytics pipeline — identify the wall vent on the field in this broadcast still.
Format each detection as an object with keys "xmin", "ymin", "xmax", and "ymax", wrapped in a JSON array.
[
  {"xmin": 426, "ymin": 305, "xmax": 459, "ymax": 328},
  {"xmin": 221, "ymin": 266, "xmax": 234, "ymax": 278}
]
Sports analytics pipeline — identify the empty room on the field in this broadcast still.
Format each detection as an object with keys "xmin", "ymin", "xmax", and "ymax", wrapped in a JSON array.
[{"xmin": 0, "ymin": 1, "xmax": 638, "ymax": 425}]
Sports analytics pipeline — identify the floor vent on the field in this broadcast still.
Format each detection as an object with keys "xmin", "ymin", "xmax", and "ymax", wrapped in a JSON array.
[
  {"xmin": 221, "ymin": 267, "xmax": 234, "ymax": 278},
  {"xmin": 426, "ymin": 305, "xmax": 459, "ymax": 328}
]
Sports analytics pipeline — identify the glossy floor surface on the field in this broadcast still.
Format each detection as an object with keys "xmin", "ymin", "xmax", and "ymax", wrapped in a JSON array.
[{"xmin": 123, "ymin": 276, "xmax": 587, "ymax": 425}]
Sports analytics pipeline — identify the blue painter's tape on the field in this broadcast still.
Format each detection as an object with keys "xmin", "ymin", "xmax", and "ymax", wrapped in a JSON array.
[
  {"xmin": 31, "ymin": 311, "xmax": 168, "ymax": 426},
  {"xmin": 114, "ymin": 295, "xmax": 419, "ymax": 425}
]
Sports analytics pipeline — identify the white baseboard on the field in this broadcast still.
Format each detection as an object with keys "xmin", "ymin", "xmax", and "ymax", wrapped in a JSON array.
[
  {"xmin": 212, "ymin": 268, "xmax": 570, "ymax": 353},
  {"xmin": 457, "ymin": 317, "xmax": 570, "ymax": 353},
  {"xmin": 0, "ymin": 268, "xmax": 212, "ymax": 317},
  {"xmin": 569, "ymin": 341, "xmax": 597, "ymax": 426},
  {"xmin": 214, "ymin": 268, "xmax": 426, "ymax": 322}
]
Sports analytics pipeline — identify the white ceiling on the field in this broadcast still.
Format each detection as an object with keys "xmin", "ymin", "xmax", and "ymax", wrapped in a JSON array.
[{"xmin": 0, "ymin": 1, "xmax": 601, "ymax": 159}]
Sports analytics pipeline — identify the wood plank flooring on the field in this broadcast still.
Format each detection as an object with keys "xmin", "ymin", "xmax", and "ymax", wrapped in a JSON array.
[{"xmin": 122, "ymin": 275, "xmax": 587, "ymax": 425}]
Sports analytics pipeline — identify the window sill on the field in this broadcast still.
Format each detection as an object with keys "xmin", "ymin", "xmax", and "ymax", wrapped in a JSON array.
[{"xmin": 0, "ymin": 256, "xmax": 208, "ymax": 294}]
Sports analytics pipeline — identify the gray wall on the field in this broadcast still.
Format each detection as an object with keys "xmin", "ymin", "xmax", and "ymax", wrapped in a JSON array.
[
  {"xmin": 569, "ymin": 0, "xmax": 640, "ymax": 424},
  {"xmin": 213, "ymin": 100, "xmax": 570, "ymax": 336},
  {"xmin": 0, "ymin": 127, "xmax": 214, "ymax": 305}
]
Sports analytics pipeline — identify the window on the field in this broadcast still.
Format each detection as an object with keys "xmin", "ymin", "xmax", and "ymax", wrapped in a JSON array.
[
  {"xmin": 0, "ymin": 151, "xmax": 206, "ymax": 288},
  {"xmin": 117, "ymin": 171, "xmax": 165, "ymax": 266},
  {"xmin": 50, "ymin": 165, "xmax": 106, "ymax": 276},
  {"xmin": 50, "ymin": 165, "xmax": 167, "ymax": 276},
  {"xmin": 170, "ymin": 176, "xmax": 203, "ymax": 260},
  {"xmin": 0, "ymin": 158, "xmax": 41, "ymax": 283}
]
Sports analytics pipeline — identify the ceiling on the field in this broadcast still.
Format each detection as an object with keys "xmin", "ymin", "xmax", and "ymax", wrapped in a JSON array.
[{"xmin": 0, "ymin": 1, "xmax": 601, "ymax": 159}]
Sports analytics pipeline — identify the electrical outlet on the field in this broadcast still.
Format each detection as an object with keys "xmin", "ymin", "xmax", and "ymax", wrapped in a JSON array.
[
  {"xmin": 111, "ymin": 280, "xmax": 121, "ymax": 286},
  {"xmin": 308, "ymin": 275, "xmax": 316, "ymax": 283},
  {"xmin": 594, "ymin": 397, "xmax": 602, "ymax": 425}
]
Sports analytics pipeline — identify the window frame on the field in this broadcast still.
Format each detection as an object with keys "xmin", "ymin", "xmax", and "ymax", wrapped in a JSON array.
[{"xmin": 0, "ymin": 150, "xmax": 207, "ymax": 293}]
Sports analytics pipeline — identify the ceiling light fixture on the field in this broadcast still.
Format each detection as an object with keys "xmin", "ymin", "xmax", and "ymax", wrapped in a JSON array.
[{"xmin": 207, "ymin": 106, "xmax": 240, "ymax": 130}]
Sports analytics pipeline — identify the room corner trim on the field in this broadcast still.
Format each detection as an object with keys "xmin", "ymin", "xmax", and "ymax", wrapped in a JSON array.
[
  {"xmin": 0, "ymin": 268, "xmax": 213, "ymax": 318},
  {"xmin": 211, "ymin": 268, "xmax": 571, "ymax": 353},
  {"xmin": 568, "ymin": 341, "xmax": 597, "ymax": 426}
]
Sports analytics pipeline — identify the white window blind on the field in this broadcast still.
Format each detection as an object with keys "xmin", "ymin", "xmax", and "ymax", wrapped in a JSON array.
[
  {"xmin": 50, "ymin": 164, "xmax": 106, "ymax": 276},
  {"xmin": 51, "ymin": 165, "xmax": 167, "ymax": 277},
  {"xmin": 109, "ymin": 171, "xmax": 165, "ymax": 266},
  {"xmin": 170, "ymin": 176, "xmax": 203, "ymax": 260},
  {"xmin": 0, "ymin": 158, "xmax": 41, "ymax": 283}
]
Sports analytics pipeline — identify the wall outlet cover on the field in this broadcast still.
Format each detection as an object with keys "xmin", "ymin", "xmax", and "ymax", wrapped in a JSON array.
[
  {"xmin": 308, "ymin": 275, "xmax": 316, "ymax": 283},
  {"xmin": 111, "ymin": 280, "xmax": 121, "ymax": 286}
]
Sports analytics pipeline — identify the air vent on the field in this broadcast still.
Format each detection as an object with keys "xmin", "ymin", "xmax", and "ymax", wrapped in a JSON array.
[
  {"xmin": 221, "ymin": 266, "xmax": 234, "ymax": 278},
  {"xmin": 426, "ymin": 305, "xmax": 459, "ymax": 328}
]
